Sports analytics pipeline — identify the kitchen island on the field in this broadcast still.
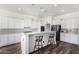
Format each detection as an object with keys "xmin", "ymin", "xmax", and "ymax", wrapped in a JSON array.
[{"xmin": 21, "ymin": 31, "xmax": 56, "ymax": 54}]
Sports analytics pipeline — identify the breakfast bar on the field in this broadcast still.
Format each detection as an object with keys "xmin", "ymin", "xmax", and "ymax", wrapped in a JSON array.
[{"xmin": 21, "ymin": 31, "xmax": 56, "ymax": 54}]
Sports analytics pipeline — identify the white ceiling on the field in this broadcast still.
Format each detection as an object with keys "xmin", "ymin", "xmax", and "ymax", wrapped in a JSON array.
[{"xmin": 0, "ymin": 4, "xmax": 79, "ymax": 17}]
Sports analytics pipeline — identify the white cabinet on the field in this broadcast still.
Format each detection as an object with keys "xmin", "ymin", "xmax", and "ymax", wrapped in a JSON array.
[
  {"xmin": 0, "ymin": 16, "xmax": 24, "ymax": 29},
  {"xmin": 0, "ymin": 35, "xmax": 8, "ymax": 47},
  {"xmin": 14, "ymin": 33, "xmax": 21, "ymax": 43},
  {"xmin": 0, "ymin": 17, "xmax": 2, "ymax": 28},
  {"xmin": 1, "ymin": 17, "xmax": 8, "ymax": 28},
  {"xmin": 8, "ymin": 18, "xmax": 24, "ymax": 29},
  {"xmin": 60, "ymin": 33, "xmax": 71, "ymax": 43},
  {"xmin": 8, "ymin": 34, "xmax": 21, "ymax": 45},
  {"xmin": 14, "ymin": 19, "xmax": 18, "ymax": 28},
  {"xmin": 8, "ymin": 18, "xmax": 15, "ymax": 28},
  {"xmin": 60, "ymin": 33, "xmax": 79, "ymax": 45},
  {"xmin": 52, "ymin": 19, "xmax": 61, "ymax": 25},
  {"xmin": 21, "ymin": 33, "xmax": 29, "ymax": 54},
  {"xmin": 24, "ymin": 19, "xmax": 32, "ymax": 27},
  {"xmin": 31, "ymin": 20, "xmax": 37, "ymax": 28},
  {"xmin": 29, "ymin": 35, "xmax": 35, "ymax": 53},
  {"xmin": 7, "ymin": 34, "xmax": 15, "ymax": 44},
  {"xmin": 0, "ymin": 33, "xmax": 21, "ymax": 47}
]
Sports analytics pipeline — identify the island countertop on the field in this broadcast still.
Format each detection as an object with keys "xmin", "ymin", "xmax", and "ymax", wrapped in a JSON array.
[{"xmin": 24, "ymin": 31, "xmax": 56, "ymax": 35}]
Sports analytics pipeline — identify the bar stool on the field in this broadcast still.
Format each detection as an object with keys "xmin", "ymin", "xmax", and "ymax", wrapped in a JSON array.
[
  {"xmin": 48, "ymin": 34, "xmax": 55, "ymax": 45},
  {"xmin": 34, "ymin": 36, "xmax": 43, "ymax": 53}
]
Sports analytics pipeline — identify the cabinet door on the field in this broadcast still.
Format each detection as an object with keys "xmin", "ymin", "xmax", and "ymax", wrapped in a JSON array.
[
  {"xmin": 0, "ymin": 35, "xmax": 8, "ymax": 47},
  {"xmin": 1, "ymin": 17, "xmax": 8, "ymax": 28},
  {"xmin": 7, "ymin": 34, "xmax": 15, "ymax": 44},
  {"xmin": 14, "ymin": 19, "xmax": 24, "ymax": 29},
  {"xmin": 60, "ymin": 33, "xmax": 65, "ymax": 41},
  {"xmin": 19, "ymin": 20, "xmax": 24, "ymax": 29},
  {"xmin": 8, "ymin": 18, "xmax": 14, "ymax": 28},
  {"xmin": 0, "ymin": 17, "xmax": 2, "ymax": 28},
  {"xmin": 24, "ymin": 19, "xmax": 32, "ymax": 27},
  {"xmin": 0, "ymin": 35, "xmax": 3, "ymax": 47},
  {"xmin": 69, "ymin": 34, "xmax": 78, "ymax": 44},
  {"xmin": 8, "ymin": 18, "xmax": 24, "ymax": 29},
  {"xmin": 14, "ymin": 33, "xmax": 21, "ymax": 43},
  {"xmin": 21, "ymin": 34, "xmax": 29, "ymax": 54},
  {"xmin": 29, "ymin": 35, "xmax": 35, "ymax": 53}
]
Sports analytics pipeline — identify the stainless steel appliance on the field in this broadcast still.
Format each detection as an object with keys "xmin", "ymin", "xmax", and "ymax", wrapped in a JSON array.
[
  {"xmin": 41, "ymin": 26, "xmax": 45, "ymax": 32},
  {"xmin": 51, "ymin": 25, "xmax": 61, "ymax": 41}
]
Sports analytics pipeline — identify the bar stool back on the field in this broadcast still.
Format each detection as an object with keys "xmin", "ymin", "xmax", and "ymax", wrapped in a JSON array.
[
  {"xmin": 48, "ymin": 34, "xmax": 55, "ymax": 45},
  {"xmin": 34, "ymin": 36, "xmax": 43, "ymax": 52}
]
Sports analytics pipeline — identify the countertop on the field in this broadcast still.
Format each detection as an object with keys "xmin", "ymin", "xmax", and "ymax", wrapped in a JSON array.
[
  {"xmin": 61, "ymin": 32, "xmax": 79, "ymax": 34},
  {"xmin": 24, "ymin": 31, "xmax": 56, "ymax": 35}
]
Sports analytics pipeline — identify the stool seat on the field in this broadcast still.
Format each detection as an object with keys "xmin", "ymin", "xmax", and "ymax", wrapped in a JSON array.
[{"xmin": 35, "ymin": 39, "xmax": 42, "ymax": 42}]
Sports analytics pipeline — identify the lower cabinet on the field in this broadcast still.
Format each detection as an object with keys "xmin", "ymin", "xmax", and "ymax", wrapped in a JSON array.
[
  {"xmin": 60, "ymin": 33, "xmax": 79, "ymax": 45},
  {"xmin": 0, "ymin": 35, "xmax": 8, "ymax": 47},
  {"xmin": 0, "ymin": 33, "xmax": 21, "ymax": 47}
]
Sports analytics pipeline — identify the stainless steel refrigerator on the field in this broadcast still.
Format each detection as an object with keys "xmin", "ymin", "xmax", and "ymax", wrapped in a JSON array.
[{"xmin": 51, "ymin": 25, "xmax": 61, "ymax": 41}]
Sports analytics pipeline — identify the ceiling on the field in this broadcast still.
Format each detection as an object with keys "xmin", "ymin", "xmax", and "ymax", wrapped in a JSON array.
[{"xmin": 0, "ymin": 4, "xmax": 79, "ymax": 17}]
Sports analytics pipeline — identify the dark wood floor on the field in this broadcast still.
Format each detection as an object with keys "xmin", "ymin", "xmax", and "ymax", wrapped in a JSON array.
[
  {"xmin": 33, "ymin": 41, "xmax": 79, "ymax": 54},
  {"xmin": 0, "ymin": 43, "xmax": 21, "ymax": 54},
  {"xmin": 0, "ymin": 41, "xmax": 79, "ymax": 54}
]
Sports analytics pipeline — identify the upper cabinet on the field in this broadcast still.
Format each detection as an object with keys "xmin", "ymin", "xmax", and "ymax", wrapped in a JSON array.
[
  {"xmin": 41, "ymin": 16, "xmax": 52, "ymax": 26},
  {"xmin": 0, "ymin": 16, "xmax": 24, "ymax": 29},
  {"xmin": 14, "ymin": 19, "xmax": 24, "ymax": 29},
  {"xmin": 24, "ymin": 18, "xmax": 40, "ymax": 28},
  {"xmin": 0, "ymin": 16, "xmax": 8, "ymax": 28},
  {"xmin": 24, "ymin": 18, "xmax": 32, "ymax": 27}
]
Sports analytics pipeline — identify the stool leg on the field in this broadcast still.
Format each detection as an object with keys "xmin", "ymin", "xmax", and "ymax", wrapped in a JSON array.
[
  {"xmin": 38, "ymin": 42, "xmax": 40, "ymax": 53},
  {"xmin": 41, "ymin": 41, "xmax": 44, "ymax": 53},
  {"xmin": 34, "ymin": 41, "xmax": 37, "ymax": 51}
]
